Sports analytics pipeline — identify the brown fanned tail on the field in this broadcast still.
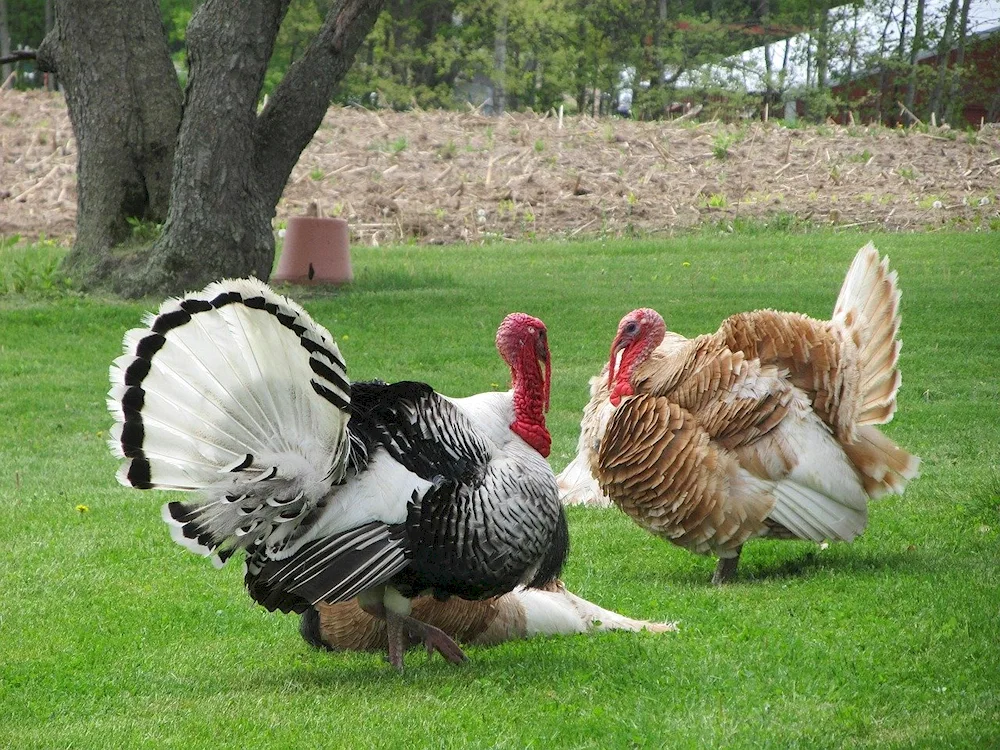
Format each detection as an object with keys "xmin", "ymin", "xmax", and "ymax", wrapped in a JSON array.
[
  {"xmin": 841, "ymin": 426, "xmax": 920, "ymax": 498},
  {"xmin": 833, "ymin": 242, "xmax": 903, "ymax": 427}
]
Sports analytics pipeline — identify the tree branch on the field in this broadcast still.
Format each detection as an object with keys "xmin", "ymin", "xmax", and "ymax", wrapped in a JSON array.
[
  {"xmin": 0, "ymin": 50, "xmax": 36, "ymax": 65},
  {"xmin": 254, "ymin": 0, "xmax": 386, "ymax": 210}
]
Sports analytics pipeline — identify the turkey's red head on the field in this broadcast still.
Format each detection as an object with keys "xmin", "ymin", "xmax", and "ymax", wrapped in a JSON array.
[
  {"xmin": 607, "ymin": 308, "xmax": 666, "ymax": 406},
  {"xmin": 497, "ymin": 312, "xmax": 552, "ymax": 457}
]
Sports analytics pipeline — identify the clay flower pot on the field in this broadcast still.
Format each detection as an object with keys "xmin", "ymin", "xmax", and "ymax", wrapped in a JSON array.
[{"xmin": 272, "ymin": 216, "xmax": 353, "ymax": 285}]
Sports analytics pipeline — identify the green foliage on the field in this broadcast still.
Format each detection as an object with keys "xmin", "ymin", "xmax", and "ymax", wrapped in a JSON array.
[
  {"xmin": 126, "ymin": 216, "xmax": 163, "ymax": 242},
  {"xmin": 711, "ymin": 128, "xmax": 745, "ymax": 160},
  {"xmin": 9, "ymin": 0, "xmax": 992, "ymax": 123},
  {"xmin": 1, "ymin": 233, "xmax": 999, "ymax": 748},
  {"xmin": 262, "ymin": 0, "xmax": 327, "ymax": 95},
  {"xmin": 698, "ymin": 192, "xmax": 729, "ymax": 208},
  {"xmin": 0, "ymin": 237, "xmax": 73, "ymax": 296},
  {"xmin": 159, "ymin": 0, "xmax": 194, "ymax": 51}
]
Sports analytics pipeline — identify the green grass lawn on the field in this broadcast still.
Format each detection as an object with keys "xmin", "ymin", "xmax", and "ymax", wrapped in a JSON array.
[{"xmin": 1, "ymin": 232, "xmax": 998, "ymax": 748}]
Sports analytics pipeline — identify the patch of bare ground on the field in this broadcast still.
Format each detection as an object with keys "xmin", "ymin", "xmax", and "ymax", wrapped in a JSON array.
[{"xmin": 2, "ymin": 90, "xmax": 999, "ymax": 246}]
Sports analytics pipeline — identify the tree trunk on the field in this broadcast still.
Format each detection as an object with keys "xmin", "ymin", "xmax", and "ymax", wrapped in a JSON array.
[
  {"xmin": 896, "ymin": 0, "xmax": 909, "ymax": 59},
  {"xmin": 759, "ymin": 0, "xmax": 772, "ymax": 110},
  {"xmin": 1, "ymin": 0, "xmax": 11, "ymax": 84},
  {"xmin": 136, "ymin": 0, "xmax": 386, "ymax": 297},
  {"xmin": 929, "ymin": 0, "xmax": 960, "ymax": 121},
  {"xmin": 493, "ymin": 1, "xmax": 508, "ymax": 115},
  {"xmin": 35, "ymin": 0, "xmax": 182, "ymax": 283},
  {"xmin": 946, "ymin": 0, "xmax": 972, "ymax": 123},
  {"xmin": 38, "ymin": 0, "xmax": 385, "ymax": 297},
  {"xmin": 815, "ymin": 7, "xmax": 829, "ymax": 90},
  {"xmin": 875, "ymin": 0, "xmax": 897, "ymax": 123},
  {"xmin": 904, "ymin": 0, "xmax": 926, "ymax": 118},
  {"xmin": 43, "ymin": 0, "xmax": 57, "ymax": 90},
  {"xmin": 845, "ymin": 2, "xmax": 860, "ymax": 83},
  {"xmin": 126, "ymin": 0, "xmax": 291, "ymax": 296}
]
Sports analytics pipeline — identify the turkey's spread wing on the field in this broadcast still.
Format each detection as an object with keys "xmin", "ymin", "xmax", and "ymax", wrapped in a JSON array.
[
  {"xmin": 652, "ymin": 339, "xmax": 793, "ymax": 452},
  {"xmin": 595, "ymin": 394, "xmax": 773, "ymax": 552},
  {"xmin": 716, "ymin": 309, "xmax": 858, "ymax": 437},
  {"xmin": 348, "ymin": 380, "xmax": 493, "ymax": 484}
]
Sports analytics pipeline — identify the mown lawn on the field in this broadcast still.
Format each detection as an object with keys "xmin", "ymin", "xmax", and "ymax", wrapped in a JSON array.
[{"xmin": 1, "ymin": 232, "xmax": 998, "ymax": 748}]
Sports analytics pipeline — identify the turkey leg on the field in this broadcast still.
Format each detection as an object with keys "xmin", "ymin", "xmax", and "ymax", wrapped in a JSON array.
[
  {"xmin": 388, "ymin": 611, "xmax": 469, "ymax": 669},
  {"xmin": 361, "ymin": 599, "xmax": 468, "ymax": 671},
  {"xmin": 712, "ymin": 546, "xmax": 743, "ymax": 585}
]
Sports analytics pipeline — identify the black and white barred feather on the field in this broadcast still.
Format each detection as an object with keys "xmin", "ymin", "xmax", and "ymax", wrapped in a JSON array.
[{"xmin": 108, "ymin": 278, "xmax": 351, "ymax": 570}]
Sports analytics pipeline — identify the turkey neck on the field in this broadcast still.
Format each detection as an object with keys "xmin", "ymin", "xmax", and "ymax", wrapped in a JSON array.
[{"xmin": 510, "ymin": 352, "xmax": 551, "ymax": 458}]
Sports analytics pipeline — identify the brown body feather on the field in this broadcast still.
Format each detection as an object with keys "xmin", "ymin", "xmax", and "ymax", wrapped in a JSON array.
[{"xmin": 305, "ymin": 581, "xmax": 676, "ymax": 652}]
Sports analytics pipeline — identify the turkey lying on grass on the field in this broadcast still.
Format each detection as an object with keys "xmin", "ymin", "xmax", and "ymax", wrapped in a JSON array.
[
  {"xmin": 301, "ymin": 579, "xmax": 676, "ymax": 653},
  {"xmin": 556, "ymin": 242, "xmax": 920, "ymax": 584},
  {"xmin": 108, "ymin": 278, "xmax": 567, "ymax": 671}
]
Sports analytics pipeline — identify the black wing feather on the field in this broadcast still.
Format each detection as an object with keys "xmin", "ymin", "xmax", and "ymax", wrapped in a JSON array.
[
  {"xmin": 348, "ymin": 380, "xmax": 492, "ymax": 483},
  {"xmin": 246, "ymin": 521, "xmax": 409, "ymax": 613}
]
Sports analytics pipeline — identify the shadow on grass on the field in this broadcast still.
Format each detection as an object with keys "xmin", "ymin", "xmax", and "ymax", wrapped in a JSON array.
[
  {"xmin": 736, "ymin": 547, "xmax": 915, "ymax": 583},
  {"xmin": 625, "ymin": 542, "xmax": 922, "ymax": 589}
]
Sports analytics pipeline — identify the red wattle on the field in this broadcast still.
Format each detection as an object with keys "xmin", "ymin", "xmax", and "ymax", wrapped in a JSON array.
[
  {"xmin": 609, "ymin": 381, "xmax": 633, "ymax": 406},
  {"xmin": 512, "ymin": 420, "xmax": 551, "ymax": 457}
]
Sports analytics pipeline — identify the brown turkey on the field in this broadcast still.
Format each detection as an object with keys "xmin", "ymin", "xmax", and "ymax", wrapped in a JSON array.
[
  {"xmin": 556, "ymin": 242, "xmax": 920, "ymax": 583},
  {"xmin": 301, "ymin": 580, "xmax": 676, "ymax": 654}
]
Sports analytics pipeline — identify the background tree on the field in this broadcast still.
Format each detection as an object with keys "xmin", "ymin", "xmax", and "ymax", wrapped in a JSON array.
[
  {"xmin": 903, "ymin": 0, "xmax": 926, "ymax": 117},
  {"xmin": 34, "ymin": 0, "xmax": 384, "ymax": 298}
]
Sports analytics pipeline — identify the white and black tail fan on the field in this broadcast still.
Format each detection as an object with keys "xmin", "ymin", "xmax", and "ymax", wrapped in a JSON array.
[{"xmin": 107, "ymin": 277, "xmax": 352, "ymax": 564}]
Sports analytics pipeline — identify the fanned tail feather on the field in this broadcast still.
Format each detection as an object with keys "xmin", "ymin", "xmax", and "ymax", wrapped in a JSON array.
[
  {"xmin": 841, "ymin": 425, "xmax": 920, "ymax": 498},
  {"xmin": 832, "ymin": 242, "xmax": 903, "ymax": 427},
  {"xmin": 557, "ymin": 451, "xmax": 611, "ymax": 507},
  {"xmin": 768, "ymin": 480, "xmax": 868, "ymax": 543},
  {"xmin": 558, "ymin": 373, "xmax": 615, "ymax": 507},
  {"xmin": 831, "ymin": 243, "xmax": 920, "ymax": 496},
  {"xmin": 108, "ymin": 277, "xmax": 352, "ymax": 562}
]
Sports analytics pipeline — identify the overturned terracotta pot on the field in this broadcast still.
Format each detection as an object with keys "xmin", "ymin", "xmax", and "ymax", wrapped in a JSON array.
[{"xmin": 272, "ymin": 216, "xmax": 353, "ymax": 285}]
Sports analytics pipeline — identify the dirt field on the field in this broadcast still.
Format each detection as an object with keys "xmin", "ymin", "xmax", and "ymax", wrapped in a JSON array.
[{"xmin": 2, "ymin": 89, "xmax": 999, "ymax": 246}]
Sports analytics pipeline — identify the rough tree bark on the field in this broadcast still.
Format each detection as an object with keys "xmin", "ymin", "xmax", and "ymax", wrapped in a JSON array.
[
  {"xmin": 35, "ymin": 0, "xmax": 182, "ymax": 283},
  {"xmin": 141, "ymin": 0, "xmax": 385, "ymax": 297},
  {"xmin": 37, "ymin": 0, "xmax": 386, "ymax": 298}
]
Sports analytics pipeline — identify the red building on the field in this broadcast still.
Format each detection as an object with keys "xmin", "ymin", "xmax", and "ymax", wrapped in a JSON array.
[{"xmin": 831, "ymin": 27, "xmax": 1000, "ymax": 127}]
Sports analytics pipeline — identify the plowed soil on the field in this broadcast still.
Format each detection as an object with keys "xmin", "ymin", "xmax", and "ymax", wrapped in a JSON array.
[{"xmin": 3, "ymin": 90, "xmax": 999, "ymax": 246}]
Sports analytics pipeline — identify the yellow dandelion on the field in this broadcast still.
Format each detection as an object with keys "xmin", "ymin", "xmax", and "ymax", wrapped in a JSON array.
[{"xmin": 76, "ymin": 504, "xmax": 90, "ymax": 513}]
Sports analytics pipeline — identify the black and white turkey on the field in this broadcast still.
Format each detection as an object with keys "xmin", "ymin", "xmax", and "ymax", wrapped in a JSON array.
[{"xmin": 108, "ymin": 278, "xmax": 567, "ymax": 670}]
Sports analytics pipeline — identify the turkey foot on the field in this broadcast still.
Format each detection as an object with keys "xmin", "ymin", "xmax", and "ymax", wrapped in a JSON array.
[
  {"xmin": 385, "ymin": 610, "xmax": 468, "ymax": 671},
  {"xmin": 712, "ymin": 548, "xmax": 742, "ymax": 585}
]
